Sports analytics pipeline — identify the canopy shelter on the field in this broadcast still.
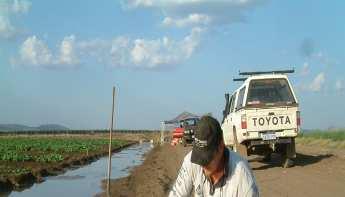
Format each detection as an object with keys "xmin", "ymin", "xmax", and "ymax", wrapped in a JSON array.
[
  {"xmin": 163, "ymin": 111, "xmax": 201, "ymax": 124},
  {"xmin": 160, "ymin": 111, "xmax": 201, "ymax": 144}
]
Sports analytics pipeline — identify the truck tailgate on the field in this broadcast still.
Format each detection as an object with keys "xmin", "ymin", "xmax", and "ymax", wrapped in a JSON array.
[{"xmin": 246, "ymin": 107, "xmax": 297, "ymax": 132}]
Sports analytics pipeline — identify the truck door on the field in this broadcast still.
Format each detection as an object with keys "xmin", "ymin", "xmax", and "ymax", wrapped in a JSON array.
[{"xmin": 223, "ymin": 92, "xmax": 237, "ymax": 146}]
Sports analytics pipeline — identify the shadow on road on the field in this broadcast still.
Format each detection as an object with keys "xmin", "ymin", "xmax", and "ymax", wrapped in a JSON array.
[{"xmin": 250, "ymin": 153, "xmax": 333, "ymax": 170}]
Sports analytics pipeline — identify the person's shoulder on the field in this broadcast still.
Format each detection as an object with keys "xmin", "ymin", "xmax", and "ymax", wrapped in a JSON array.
[
  {"xmin": 183, "ymin": 151, "xmax": 201, "ymax": 169},
  {"xmin": 184, "ymin": 150, "xmax": 192, "ymax": 161},
  {"xmin": 179, "ymin": 150, "xmax": 202, "ymax": 180},
  {"xmin": 181, "ymin": 150, "xmax": 194, "ymax": 167},
  {"xmin": 228, "ymin": 149, "xmax": 247, "ymax": 164},
  {"xmin": 227, "ymin": 149, "xmax": 259, "ymax": 195},
  {"xmin": 227, "ymin": 149, "xmax": 252, "ymax": 173}
]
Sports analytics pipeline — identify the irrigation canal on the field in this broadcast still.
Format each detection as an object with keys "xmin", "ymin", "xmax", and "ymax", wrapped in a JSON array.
[{"xmin": 7, "ymin": 142, "xmax": 153, "ymax": 197}]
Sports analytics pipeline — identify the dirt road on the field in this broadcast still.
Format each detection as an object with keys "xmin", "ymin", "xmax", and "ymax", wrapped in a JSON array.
[
  {"xmin": 251, "ymin": 144, "xmax": 345, "ymax": 197},
  {"xmin": 98, "ymin": 143, "xmax": 345, "ymax": 197}
]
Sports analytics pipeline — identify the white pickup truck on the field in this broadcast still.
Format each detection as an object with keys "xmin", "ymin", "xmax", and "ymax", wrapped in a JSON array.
[{"xmin": 221, "ymin": 70, "xmax": 300, "ymax": 167}]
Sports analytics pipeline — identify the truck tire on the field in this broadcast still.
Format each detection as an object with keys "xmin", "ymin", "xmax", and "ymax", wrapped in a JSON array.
[
  {"xmin": 282, "ymin": 157, "xmax": 294, "ymax": 168},
  {"xmin": 281, "ymin": 138, "xmax": 296, "ymax": 168},
  {"xmin": 263, "ymin": 152, "xmax": 272, "ymax": 162},
  {"xmin": 286, "ymin": 138, "xmax": 296, "ymax": 159},
  {"xmin": 233, "ymin": 127, "xmax": 247, "ymax": 158}
]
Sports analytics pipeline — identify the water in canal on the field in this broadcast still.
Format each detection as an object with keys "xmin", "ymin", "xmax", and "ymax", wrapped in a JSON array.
[{"xmin": 8, "ymin": 142, "xmax": 153, "ymax": 197}]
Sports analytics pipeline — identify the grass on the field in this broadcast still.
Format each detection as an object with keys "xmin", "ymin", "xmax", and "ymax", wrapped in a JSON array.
[
  {"xmin": 299, "ymin": 129, "xmax": 345, "ymax": 141},
  {"xmin": 297, "ymin": 129, "xmax": 345, "ymax": 149}
]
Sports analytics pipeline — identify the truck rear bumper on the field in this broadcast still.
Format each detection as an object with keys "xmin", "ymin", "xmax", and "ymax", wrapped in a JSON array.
[
  {"xmin": 248, "ymin": 137, "xmax": 292, "ymax": 147},
  {"xmin": 239, "ymin": 129, "xmax": 298, "ymax": 143}
]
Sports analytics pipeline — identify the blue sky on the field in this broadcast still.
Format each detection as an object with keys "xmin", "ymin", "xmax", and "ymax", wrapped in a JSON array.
[{"xmin": 0, "ymin": 0, "xmax": 344, "ymax": 130}]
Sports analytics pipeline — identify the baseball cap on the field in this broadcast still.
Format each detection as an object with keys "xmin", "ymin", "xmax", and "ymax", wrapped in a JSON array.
[{"xmin": 191, "ymin": 116, "xmax": 223, "ymax": 166}]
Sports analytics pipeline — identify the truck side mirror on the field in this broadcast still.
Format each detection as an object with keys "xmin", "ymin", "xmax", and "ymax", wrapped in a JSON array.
[
  {"xmin": 225, "ymin": 93, "xmax": 229, "ymax": 101},
  {"xmin": 222, "ymin": 93, "xmax": 230, "ymax": 123}
]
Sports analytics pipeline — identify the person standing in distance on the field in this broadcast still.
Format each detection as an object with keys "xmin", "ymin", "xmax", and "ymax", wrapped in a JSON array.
[{"xmin": 169, "ymin": 116, "xmax": 259, "ymax": 197}]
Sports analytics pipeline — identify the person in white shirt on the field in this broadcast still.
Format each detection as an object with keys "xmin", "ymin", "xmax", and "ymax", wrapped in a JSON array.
[{"xmin": 169, "ymin": 116, "xmax": 259, "ymax": 197}]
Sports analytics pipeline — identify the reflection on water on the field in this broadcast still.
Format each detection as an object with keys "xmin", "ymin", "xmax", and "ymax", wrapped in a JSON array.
[
  {"xmin": 9, "ymin": 143, "xmax": 152, "ymax": 197},
  {"xmin": 48, "ymin": 175, "xmax": 85, "ymax": 180}
]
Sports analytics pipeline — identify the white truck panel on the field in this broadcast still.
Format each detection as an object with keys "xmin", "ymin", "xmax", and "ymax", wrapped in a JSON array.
[
  {"xmin": 222, "ymin": 74, "xmax": 300, "ymax": 146},
  {"xmin": 246, "ymin": 107, "xmax": 298, "ymax": 132}
]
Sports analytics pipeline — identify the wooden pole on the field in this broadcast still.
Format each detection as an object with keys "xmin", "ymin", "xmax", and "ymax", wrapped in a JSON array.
[
  {"xmin": 160, "ymin": 121, "xmax": 165, "ymax": 145},
  {"xmin": 107, "ymin": 86, "xmax": 116, "ymax": 196}
]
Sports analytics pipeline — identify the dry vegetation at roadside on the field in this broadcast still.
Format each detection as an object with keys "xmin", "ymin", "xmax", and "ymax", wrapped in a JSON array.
[{"xmin": 297, "ymin": 130, "xmax": 345, "ymax": 149}]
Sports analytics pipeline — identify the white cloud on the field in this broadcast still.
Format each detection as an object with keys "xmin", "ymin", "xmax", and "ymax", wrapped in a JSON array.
[
  {"xmin": 57, "ymin": 35, "xmax": 79, "ymax": 65},
  {"xmin": 13, "ymin": 28, "xmax": 202, "ymax": 70},
  {"xmin": 114, "ymin": 27, "xmax": 203, "ymax": 68},
  {"xmin": 126, "ymin": 0, "xmax": 260, "ymax": 8},
  {"xmin": 78, "ymin": 39, "xmax": 110, "ymax": 53},
  {"xmin": 130, "ymin": 36, "xmax": 182, "ymax": 67},
  {"xmin": 335, "ymin": 80, "xmax": 344, "ymax": 91},
  {"xmin": 0, "ymin": 0, "xmax": 31, "ymax": 38},
  {"xmin": 162, "ymin": 13, "xmax": 211, "ymax": 27},
  {"xmin": 116, "ymin": 0, "xmax": 265, "ymax": 69},
  {"xmin": 12, "ymin": 0, "xmax": 31, "ymax": 13},
  {"xmin": 76, "ymin": 28, "xmax": 203, "ymax": 69},
  {"xmin": 0, "ymin": 15, "xmax": 15, "ymax": 38},
  {"xmin": 109, "ymin": 37, "xmax": 131, "ymax": 67},
  {"xmin": 0, "ymin": 0, "xmax": 31, "ymax": 14},
  {"xmin": 309, "ymin": 72, "xmax": 325, "ymax": 92},
  {"xmin": 126, "ymin": 0, "xmax": 154, "ymax": 7},
  {"xmin": 19, "ymin": 36, "xmax": 52, "ymax": 66},
  {"xmin": 15, "ymin": 35, "xmax": 79, "ymax": 68},
  {"xmin": 181, "ymin": 27, "xmax": 203, "ymax": 57},
  {"xmin": 123, "ymin": 0, "xmax": 266, "ymax": 28},
  {"xmin": 312, "ymin": 51, "xmax": 339, "ymax": 67}
]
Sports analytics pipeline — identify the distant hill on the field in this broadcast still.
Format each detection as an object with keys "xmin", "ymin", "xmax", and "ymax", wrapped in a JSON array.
[
  {"xmin": 0, "ymin": 124, "xmax": 69, "ymax": 132},
  {"xmin": 0, "ymin": 124, "xmax": 34, "ymax": 131},
  {"xmin": 37, "ymin": 124, "xmax": 69, "ymax": 131}
]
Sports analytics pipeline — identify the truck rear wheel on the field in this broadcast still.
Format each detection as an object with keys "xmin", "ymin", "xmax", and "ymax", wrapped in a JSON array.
[
  {"xmin": 263, "ymin": 152, "xmax": 272, "ymax": 162},
  {"xmin": 233, "ymin": 127, "xmax": 247, "ymax": 158},
  {"xmin": 281, "ymin": 138, "xmax": 296, "ymax": 168},
  {"xmin": 282, "ymin": 157, "xmax": 294, "ymax": 168}
]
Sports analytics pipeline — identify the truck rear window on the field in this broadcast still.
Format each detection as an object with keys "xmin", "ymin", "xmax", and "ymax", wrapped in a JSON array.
[{"xmin": 246, "ymin": 78, "xmax": 296, "ymax": 106}]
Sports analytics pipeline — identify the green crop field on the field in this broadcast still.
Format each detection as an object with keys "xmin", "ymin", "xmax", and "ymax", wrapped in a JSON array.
[{"xmin": 0, "ymin": 137, "xmax": 128, "ymax": 176}]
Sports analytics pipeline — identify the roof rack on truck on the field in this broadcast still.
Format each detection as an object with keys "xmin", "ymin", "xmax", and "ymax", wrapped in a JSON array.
[{"xmin": 233, "ymin": 69, "xmax": 294, "ymax": 82}]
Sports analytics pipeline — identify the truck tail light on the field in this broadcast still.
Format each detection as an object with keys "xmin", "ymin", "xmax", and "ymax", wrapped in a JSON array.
[
  {"xmin": 241, "ymin": 114, "xmax": 247, "ymax": 129},
  {"xmin": 296, "ymin": 111, "xmax": 301, "ymax": 126}
]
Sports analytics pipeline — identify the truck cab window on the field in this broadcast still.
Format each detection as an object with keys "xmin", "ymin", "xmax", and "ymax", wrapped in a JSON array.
[
  {"xmin": 227, "ymin": 96, "xmax": 232, "ymax": 114},
  {"xmin": 230, "ymin": 93, "xmax": 236, "ymax": 113},
  {"xmin": 246, "ymin": 79, "xmax": 295, "ymax": 106},
  {"xmin": 236, "ymin": 87, "xmax": 246, "ymax": 110}
]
